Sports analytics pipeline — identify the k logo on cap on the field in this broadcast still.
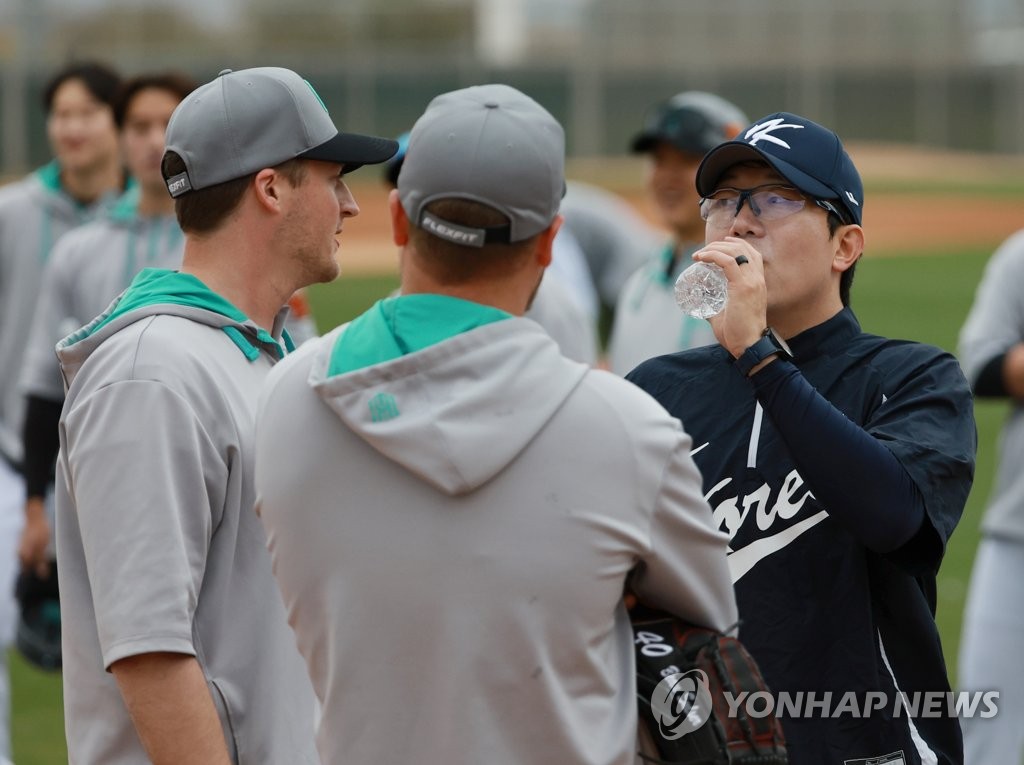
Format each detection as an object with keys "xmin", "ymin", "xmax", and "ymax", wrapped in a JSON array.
[
  {"xmin": 743, "ymin": 118, "xmax": 806, "ymax": 150},
  {"xmin": 695, "ymin": 111, "xmax": 864, "ymax": 225}
]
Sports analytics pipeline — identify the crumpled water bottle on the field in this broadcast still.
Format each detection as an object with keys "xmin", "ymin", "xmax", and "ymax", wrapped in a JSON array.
[{"xmin": 674, "ymin": 262, "xmax": 728, "ymax": 319}]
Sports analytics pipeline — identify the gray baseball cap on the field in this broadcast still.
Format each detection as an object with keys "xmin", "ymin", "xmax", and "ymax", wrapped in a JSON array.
[
  {"xmin": 631, "ymin": 91, "xmax": 748, "ymax": 156},
  {"xmin": 162, "ymin": 67, "xmax": 398, "ymax": 197},
  {"xmin": 398, "ymin": 83, "xmax": 564, "ymax": 247}
]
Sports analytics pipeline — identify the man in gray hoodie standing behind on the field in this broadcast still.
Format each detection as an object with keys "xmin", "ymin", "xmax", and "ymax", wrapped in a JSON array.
[
  {"xmin": 0, "ymin": 63, "xmax": 123, "ymax": 762},
  {"xmin": 255, "ymin": 83, "xmax": 737, "ymax": 765},
  {"xmin": 55, "ymin": 67, "xmax": 396, "ymax": 764}
]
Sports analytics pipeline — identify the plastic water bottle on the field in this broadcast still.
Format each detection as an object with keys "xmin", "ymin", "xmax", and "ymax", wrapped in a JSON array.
[{"xmin": 674, "ymin": 262, "xmax": 728, "ymax": 319}]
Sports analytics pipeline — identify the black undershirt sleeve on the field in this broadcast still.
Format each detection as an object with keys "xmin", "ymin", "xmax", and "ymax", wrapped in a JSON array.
[
  {"xmin": 972, "ymin": 353, "xmax": 1008, "ymax": 397},
  {"xmin": 748, "ymin": 359, "xmax": 925, "ymax": 553},
  {"xmin": 22, "ymin": 394, "xmax": 63, "ymax": 499}
]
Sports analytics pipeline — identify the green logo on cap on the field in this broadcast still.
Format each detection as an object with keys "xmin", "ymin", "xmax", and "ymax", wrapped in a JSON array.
[{"xmin": 304, "ymin": 80, "xmax": 329, "ymax": 113}]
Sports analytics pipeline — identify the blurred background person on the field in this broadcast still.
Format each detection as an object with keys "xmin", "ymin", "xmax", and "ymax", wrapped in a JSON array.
[
  {"xmin": 17, "ymin": 72, "xmax": 197, "ymax": 582},
  {"xmin": 607, "ymin": 91, "xmax": 747, "ymax": 375},
  {"xmin": 0, "ymin": 60, "xmax": 124, "ymax": 765},
  {"xmin": 559, "ymin": 179, "xmax": 661, "ymax": 319},
  {"xmin": 957, "ymin": 228, "xmax": 1024, "ymax": 764}
]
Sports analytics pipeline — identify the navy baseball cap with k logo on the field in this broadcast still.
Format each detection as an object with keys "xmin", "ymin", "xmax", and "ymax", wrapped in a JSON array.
[{"xmin": 695, "ymin": 112, "xmax": 863, "ymax": 225}]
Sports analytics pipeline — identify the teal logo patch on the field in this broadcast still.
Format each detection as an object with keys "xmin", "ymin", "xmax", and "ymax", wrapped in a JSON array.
[
  {"xmin": 303, "ymin": 80, "xmax": 329, "ymax": 113},
  {"xmin": 368, "ymin": 392, "xmax": 400, "ymax": 422}
]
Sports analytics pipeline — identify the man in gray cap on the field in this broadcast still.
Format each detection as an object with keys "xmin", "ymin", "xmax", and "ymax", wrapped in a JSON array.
[
  {"xmin": 254, "ymin": 83, "xmax": 736, "ymax": 765},
  {"xmin": 55, "ymin": 67, "xmax": 396, "ymax": 763},
  {"xmin": 608, "ymin": 91, "xmax": 748, "ymax": 374}
]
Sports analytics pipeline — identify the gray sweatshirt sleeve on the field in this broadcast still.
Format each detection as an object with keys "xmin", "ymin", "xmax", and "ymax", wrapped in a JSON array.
[
  {"xmin": 22, "ymin": 239, "xmax": 77, "ymax": 400},
  {"xmin": 630, "ymin": 422, "xmax": 739, "ymax": 635},
  {"xmin": 63, "ymin": 378, "xmax": 227, "ymax": 669},
  {"xmin": 959, "ymin": 229, "xmax": 1024, "ymax": 386}
]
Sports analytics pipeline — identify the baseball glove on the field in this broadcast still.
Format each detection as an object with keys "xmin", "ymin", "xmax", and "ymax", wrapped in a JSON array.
[
  {"xmin": 15, "ymin": 565, "xmax": 61, "ymax": 671},
  {"xmin": 632, "ymin": 607, "xmax": 787, "ymax": 764}
]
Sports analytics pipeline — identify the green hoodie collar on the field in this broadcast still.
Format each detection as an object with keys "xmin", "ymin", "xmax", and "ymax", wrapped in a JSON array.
[
  {"xmin": 36, "ymin": 161, "xmax": 63, "ymax": 193},
  {"xmin": 108, "ymin": 186, "xmax": 140, "ymax": 222},
  {"xmin": 35, "ymin": 160, "xmax": 137, "ymax": 206},
  {"xmin": 75, "ymin": 268, "xmax": 288, "ymax": 361},
  {"xmin": 329, "ymin": 294, "xmax": 512, "ymax": 376}
]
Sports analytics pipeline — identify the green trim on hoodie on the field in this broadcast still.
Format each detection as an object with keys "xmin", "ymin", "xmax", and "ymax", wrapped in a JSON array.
[
  {"xmin": 72, "ymin": 268, "xmax": 285, "ymax": 361},
  {"xmin": 223, "ymin": 326, "xmax": 262, "ymax": 361},
  {"xmin": 35, "ymin": 160, "xmax": 137, "ymax": 202},
  {"xmin": 36, "ymin": 161, "xmax": 63, "ymax": 193},
  {"xmin": 34, "ymin": 162, "xmax": 140, "ymax": 265},
  {"xmin": 329, "ymin": 294, "xmax": 512, "ymax": 376},
  {"xmin": 108, "ymin": 186, "xmax": 140, "ymax": 222}
]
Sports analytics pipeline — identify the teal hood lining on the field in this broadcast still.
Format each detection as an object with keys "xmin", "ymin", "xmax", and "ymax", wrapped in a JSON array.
[
  {"xmin": 36, "ymin": 161, "xmax": 63, "ymax": 193},
  {"xmin": 69, "ymin": 268, "xmax": 289, "ymax": 361},
  {"xmin": 328, "ymin": 294, "xmax": 512, "ymax": 376},
  {"xmin": 35, "ymin": 160, "xmax": 137, "ymax": 204}
]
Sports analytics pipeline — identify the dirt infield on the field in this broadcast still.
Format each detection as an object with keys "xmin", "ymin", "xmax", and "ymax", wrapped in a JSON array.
[
  {"xmin": 860, "ymin": 195, "xmax": 1024, "ymax": 254},
  {"xmin": 339, "ymin": 145, "xmax": 1024, "ymax": 274}
]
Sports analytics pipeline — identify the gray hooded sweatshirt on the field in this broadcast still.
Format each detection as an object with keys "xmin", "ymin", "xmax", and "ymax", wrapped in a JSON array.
[
  {"xmin": 21, "ymin": 187, "xmax": 185, "ymax": 400},
  {"xmin": 56, "ymin": 269, "xmax": 318, "ymax": 764},
  {"xmin": 0, "ymin": 163, "xmax": 122, "ymax": 463},
  {"xmin": 256, "ymin": 293, "xmax": 736, "ymax": 765}
]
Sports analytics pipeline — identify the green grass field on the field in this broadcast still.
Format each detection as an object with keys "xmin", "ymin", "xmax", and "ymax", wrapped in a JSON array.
[
  {"xmin": 10, "ymin": 247, "xmax": 1010, "ymax": 763},
  {"xmin": 849, "ymin": 248, "xmax": 1007, "ymax": 673}
]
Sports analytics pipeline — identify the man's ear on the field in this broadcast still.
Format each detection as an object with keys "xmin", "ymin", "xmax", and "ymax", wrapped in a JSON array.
[
  {"xmin": 833, "ymin": 223, "xmax": 864, "ymax": 274},
  {"xmin": 388, "ymin": 189, "xmax": 410, "ymax": 247},
  {"xmin": 252, "ymin": 167, "xmax": 285, "ymax": 214},
  {"xmin": 534, "ymin": 214, "xmax": 563, "ymax": 268}
]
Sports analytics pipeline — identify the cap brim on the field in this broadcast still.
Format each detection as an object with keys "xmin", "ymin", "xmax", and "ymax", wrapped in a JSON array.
[
  {"xmin": 300, "ymin": 133, "xmax": 399, "ymax": 175},
  {"xmin": 630, "ymin": 131, "xmax": 659, "ymax": 154},
  {"xmin": 630, "ymin": 130, "xmax": 711, "ymax": 156},
  {"xmin": 695, "ymin": 141, "xmax": 836, "ymax": 201}
]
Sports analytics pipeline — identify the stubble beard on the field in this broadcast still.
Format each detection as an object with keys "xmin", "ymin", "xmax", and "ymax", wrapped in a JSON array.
[{"xmin": 300, "ymin": 242, "xmax": 341, "ymax": 288}]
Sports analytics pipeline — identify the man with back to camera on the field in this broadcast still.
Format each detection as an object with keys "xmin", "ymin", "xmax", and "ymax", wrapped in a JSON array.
[
  {"xmin": 626, "ymin": 112, "xmax": 976, "ymax": 764},
  {"xmin": 608, "ymin": 91, "xmax": 748, "ymax": 374},
  {"xmin": 55, "ymin": 66, "xmax": 396, "ymax": 763},
  {"xmin": 254, "ymin": 83, "xmax": 738, "ymax": 765}
]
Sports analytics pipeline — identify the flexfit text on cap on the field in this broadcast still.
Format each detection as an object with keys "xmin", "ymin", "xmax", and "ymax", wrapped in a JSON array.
[
  {"xmin": 162, "ymin": 67, "xmax": 398, "ymax": 197},
  {"xmin": 695, "ymin": 112, "xmax": 864, "ymax": 225},
  {"xmin": 398, "ymin": 83, "xmax": 565, "ymax": 247},
  {"xmin": 631, "ymin": 91, "xmax": 748, "ymax": 156}
]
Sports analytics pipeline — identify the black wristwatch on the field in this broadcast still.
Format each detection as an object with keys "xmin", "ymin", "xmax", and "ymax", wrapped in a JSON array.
[{"xmin": 734, "ymin": 327, "xmax": 793, "ymax": 377}]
